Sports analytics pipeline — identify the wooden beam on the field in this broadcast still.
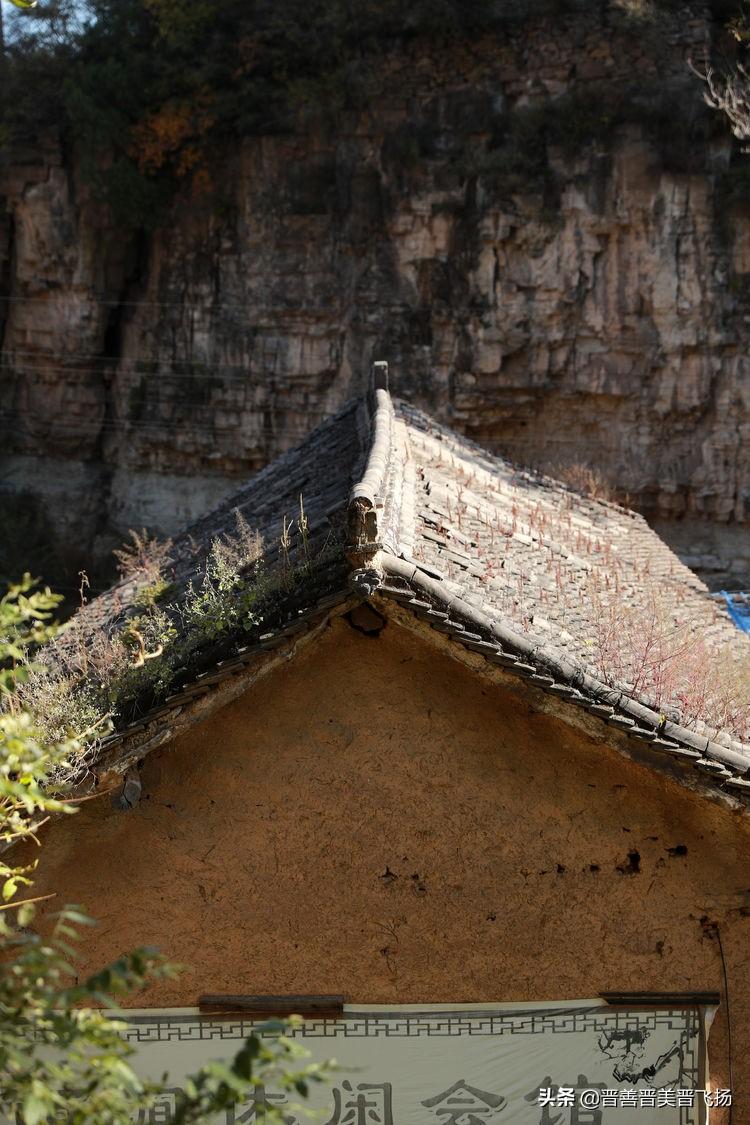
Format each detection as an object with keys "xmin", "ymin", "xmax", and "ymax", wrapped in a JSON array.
[
  {"xmin": 198, "ymin": 994, "xmax": 345, "ymax": 1018},
  {"xmin": 600, "ymin": 992, "xmax": 720, "ymax": 1007}
]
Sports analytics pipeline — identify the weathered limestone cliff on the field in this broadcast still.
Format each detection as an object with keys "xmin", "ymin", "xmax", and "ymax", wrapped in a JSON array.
[{"xmin": 2, "ymin": 3, "xmax": 750, "ymax": 590}]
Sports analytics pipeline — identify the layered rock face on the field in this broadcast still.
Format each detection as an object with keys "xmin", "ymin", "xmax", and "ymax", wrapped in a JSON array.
[{"xmin": 2, "ymin": 2, "xmax": 749, "ymax": 590}]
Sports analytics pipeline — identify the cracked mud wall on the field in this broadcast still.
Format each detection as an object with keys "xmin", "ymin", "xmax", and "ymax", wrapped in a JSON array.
[
  {"xmin": 3, "ymin": 5, "xmax": 750, "ymax": 587},
  {"xmin": 30, "ymin": 617, "xmax": 750, "ymax": 1121}
]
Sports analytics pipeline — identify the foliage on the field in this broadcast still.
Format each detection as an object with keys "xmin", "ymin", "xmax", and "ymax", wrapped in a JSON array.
[
  {"xmin": 2, "ymin": 913, "xmax": 178, "ymax": 1125},
  {"xmin": 133, "ymin": 577, "xmax": 176, "ymax": 610},
  {"xmin": 16, "ymin": 503, "xmax": 340, "ymax": 742},
  {"xmin": 35, "ymin": 0, "xmax": 509, "ymax": 224},
  {"xmin": 181, "ymin": 526, "xmax": 263, "ymax": 641},
  {"xmin": 0, "ymin": 1, "xmax": 80, "ymax": 149},
  {"xmin": 453, "ymin": 76, "xmax": 718, "ymax": 223},
  {"xmin": 0, "ymin": 0, "xmax": 711, "ymax": 227},
  {"xmin": 0, "ymin": 577, "xmax": 60, "ymax": 695},
  {"xmin": 0, "ymin": 578, "xmax": 331, "ymax": 1122}
]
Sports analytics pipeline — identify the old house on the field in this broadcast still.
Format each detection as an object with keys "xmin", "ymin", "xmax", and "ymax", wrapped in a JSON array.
[{"xmin": 28, "ymin": 366, "xmax": 750, "ymax": 1124}]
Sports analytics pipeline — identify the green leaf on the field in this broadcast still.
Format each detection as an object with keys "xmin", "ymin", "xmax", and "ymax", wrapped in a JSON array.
[
  {"xmin": 59, "ymin": 908, "xmax": 96, "ymax": 926},
  {"xmin": 22, "ymin": 1092, "xmax": 50, "ymax": 1125},
  {"xmin": 231, "ymin": 1038, "xmax": 259, "ymax": 1080},
  {"xmin": 16, "ymin": 901, "xmax": 35, "ymax": 926},
  {"xmin": 0, "ymin": 573, "xmax": 333, "ymax": 1125}
]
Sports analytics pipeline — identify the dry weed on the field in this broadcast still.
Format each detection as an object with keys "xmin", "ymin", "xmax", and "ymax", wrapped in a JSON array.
[
  {"xmin": 553, "ymin": 462, "xmax": 617, "ymax": 504},
  {"xmin": 113, "ymin": 528, "xmax": 173, "ymax": 583},
  {"xmin": 585, "ymin": 579, "xmax": 750, "ymax": 740}
]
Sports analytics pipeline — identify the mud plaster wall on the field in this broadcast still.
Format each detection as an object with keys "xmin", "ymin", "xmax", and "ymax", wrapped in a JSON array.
[{"xmin": 31, "ymin": 617, "xmax": 750, "ymax": 1120}]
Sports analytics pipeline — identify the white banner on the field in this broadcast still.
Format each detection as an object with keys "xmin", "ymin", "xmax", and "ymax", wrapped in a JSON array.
[{"xmin": 121, "ymin": 1001, "xmax": 714, "ymax": 1125}]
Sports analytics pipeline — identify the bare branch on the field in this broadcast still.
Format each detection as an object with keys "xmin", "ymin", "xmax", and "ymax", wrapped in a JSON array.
[{"xmin": 691, "ymin": 56, "xmax": 750, "ymax": 143}]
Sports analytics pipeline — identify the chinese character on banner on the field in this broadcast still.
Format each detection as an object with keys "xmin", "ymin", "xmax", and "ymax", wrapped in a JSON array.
[
  {"xmin": 421, "ymin": 1079, "xmax": 507, "ymax": 1125},
  {"xmin": 226, "ymin": 1085, "xmax": 298, "ymax": 1125},
  {"xmin": 324, "ymin": 1081, "xmax": 393, "ymax": 1125},
  {"xmin": 525, "ymin": 1077, "xmax": 606, "ymax": 1125},
  {"xmin": 136, "ymin": 1089, "xmax": 185, "ymax": 1124}
]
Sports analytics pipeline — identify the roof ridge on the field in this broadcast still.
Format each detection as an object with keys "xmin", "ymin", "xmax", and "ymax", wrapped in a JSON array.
[{"xmin": 347, "ymin": 361, "xmax": 395, "ymax": 566}]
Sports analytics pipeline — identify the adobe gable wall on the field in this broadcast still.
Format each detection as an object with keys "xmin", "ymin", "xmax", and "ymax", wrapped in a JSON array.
[{"xmin": 31, "ymin": 615, "xmax": 750, "ymax": 1119}]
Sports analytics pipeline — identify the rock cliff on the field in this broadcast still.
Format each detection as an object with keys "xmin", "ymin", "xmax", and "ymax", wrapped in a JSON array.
[{"xmin": 2, "ymin": 2, "xmax": 750, "ymax": 591}]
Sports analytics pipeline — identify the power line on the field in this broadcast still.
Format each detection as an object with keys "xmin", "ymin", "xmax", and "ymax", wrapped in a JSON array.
[
  {"xmin": 1, "ymin": 350, "xmax": 348, "ymax": 375},
  {"xmin": 0, "ymin": 366, "xmax": 339, "ymax": 393},
  {"xmin": 0, "ymin": 411, "xmax": 331, "ymax": 437},
  {"xmin": 0, "ymin": 293, "xmax": 349, "ymax": 312}
]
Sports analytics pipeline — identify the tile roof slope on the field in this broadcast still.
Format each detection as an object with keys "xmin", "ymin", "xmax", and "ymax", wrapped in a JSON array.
[
  {"xmin": 398, "ymin": 401, "xmax": 740, "ymax": 688},
  {"xmin": 351, "ymin": 379, "xmax": 750, "ymax": 794},
  {"xmin": 57, "ymin": 397, "xmax": 367, "ymax": 652}
]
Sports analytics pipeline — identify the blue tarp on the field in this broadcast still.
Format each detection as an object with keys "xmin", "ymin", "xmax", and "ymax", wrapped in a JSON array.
[{"xmin": 720, "ymin": 590, "xmax": 750, "ymax": 635}]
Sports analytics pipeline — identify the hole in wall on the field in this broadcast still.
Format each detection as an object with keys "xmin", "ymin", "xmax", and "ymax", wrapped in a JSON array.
[
  {"xmin": 616, "ymin": 850, "xmax": 641, "ymax": 876},
  {"xmin": 345, "ymin": 604, "xmax": 386, "ymax": 636},
  {"xmin": 410, "ymin": 872, "xmax": 427, "ymax": 895}
]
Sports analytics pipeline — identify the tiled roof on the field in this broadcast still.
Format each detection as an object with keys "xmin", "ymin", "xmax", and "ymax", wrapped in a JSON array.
[
  {"xmin": 390, "ymin": 402, "xmax": 745, "ymax": 727},
  {"xmin": 348, "ymin": 369, "xmax": 750, "ymax": 799},
  {"xmin": 57, "ymin": 397, "xmax": 366, "ymax": 657},
  {"xmin": 58, "ymin": 365, "xmax": 750, "ymax": 807}
]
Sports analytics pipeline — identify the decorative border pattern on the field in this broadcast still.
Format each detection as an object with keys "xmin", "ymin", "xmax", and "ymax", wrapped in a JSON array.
[{"xmin": 123, "ymin": 1007, "xmax": 697, "ymax": 1053}]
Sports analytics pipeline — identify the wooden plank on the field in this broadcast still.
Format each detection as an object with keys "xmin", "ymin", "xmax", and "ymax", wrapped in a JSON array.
[
  {"xmin": 600, "ymin": 992, "xmax": 720, "ymax": 1006},
  {"xmin": 198, "ymin": 994, "xmax": 345, "ymax": 1017}
]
